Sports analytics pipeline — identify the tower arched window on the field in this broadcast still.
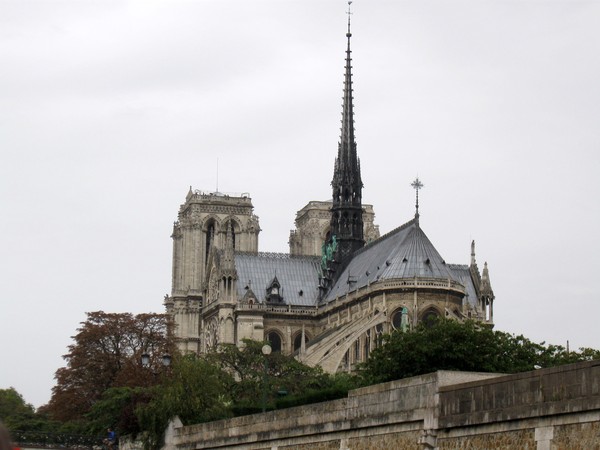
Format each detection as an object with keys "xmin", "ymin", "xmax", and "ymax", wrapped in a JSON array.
[
  {"xmin": 229, "ymin": 220, "xmax": 236, "ymax": 250},
  {"xmin": 206, "ymin": 221, "xmax": 216, "ymax": 262}
]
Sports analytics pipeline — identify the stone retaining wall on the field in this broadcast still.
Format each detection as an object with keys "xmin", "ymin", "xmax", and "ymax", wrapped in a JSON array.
[{"xmin": 165, "ymin": 360, "xmax": 600, "ymax": 449}]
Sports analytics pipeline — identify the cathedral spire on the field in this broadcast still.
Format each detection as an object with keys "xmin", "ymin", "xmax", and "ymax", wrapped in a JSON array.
[
  {"xmin": 335, "ymin": 1, "xmax": 360, "ymax": 190},
  {"xmin": 328, "ymin": 1, "xmax": 364, "ymax": 269}
]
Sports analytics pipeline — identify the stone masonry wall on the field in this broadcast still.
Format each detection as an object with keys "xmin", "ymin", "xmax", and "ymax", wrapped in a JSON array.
[{"xmin": 164, "ymin": 361, "xmax": 600, "ymax": 450}]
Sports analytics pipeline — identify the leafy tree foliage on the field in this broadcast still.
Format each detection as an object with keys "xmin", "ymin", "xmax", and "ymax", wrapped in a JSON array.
[
  {"xmin": 43, "ymin": 311, "xmax": 174, "ymax": 422},
  {"xmin": 0, "ymin": 388, "xmax": 36, "ymax": 431},
  {"xmin": 208, "ymin": 340, "xmax": 359, "ymax": 414},
  {"xmin": 136, "ymin": 354, "xmax": 233, "ymax": 450},
  {"xmin": 359, "ymin": 319, "xmax": 600, "ymax": 384},
  {"xmin": 0, "ymin": 387, "xmax": 69, "ymax": 440},
  {"xmin": 86, "ymin": 387, "xmax": 154, "ymax": 437}
]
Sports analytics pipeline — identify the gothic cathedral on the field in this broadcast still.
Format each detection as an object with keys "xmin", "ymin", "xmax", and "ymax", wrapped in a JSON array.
[{"xmin": 164, "ymin": 15, "xmax": 494, "ymax": 373}]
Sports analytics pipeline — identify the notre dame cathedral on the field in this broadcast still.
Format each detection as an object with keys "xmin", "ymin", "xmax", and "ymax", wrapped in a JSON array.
[{"xmin": 164, "ymin": 15, "xmax": 494, "ymax": 373}]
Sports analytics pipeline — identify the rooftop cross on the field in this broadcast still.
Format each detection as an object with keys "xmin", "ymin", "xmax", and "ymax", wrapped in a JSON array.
[{"xmin": 411, "ymin": 177, "xmax": 424, "ymax": 223}]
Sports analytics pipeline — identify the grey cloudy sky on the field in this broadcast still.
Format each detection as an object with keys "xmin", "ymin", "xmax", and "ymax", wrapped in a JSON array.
[{"xmin": 1, "ymin": 0, "xmax": 599, "ymax": 408}]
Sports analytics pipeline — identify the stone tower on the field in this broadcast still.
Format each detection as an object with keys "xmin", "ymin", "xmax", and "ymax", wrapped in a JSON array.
[
  {"xmin": 289, "ymin": 201, "xmax": 379, "ymax": 257},
  {"xmin": 165, "ymin": 188, "xmax": 260, "ymax": 353}
]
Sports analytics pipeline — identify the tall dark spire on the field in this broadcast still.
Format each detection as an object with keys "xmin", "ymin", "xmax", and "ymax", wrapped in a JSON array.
[{"xmin": 330, "ymin": 1, "xmax": 364, "ymax": 265}]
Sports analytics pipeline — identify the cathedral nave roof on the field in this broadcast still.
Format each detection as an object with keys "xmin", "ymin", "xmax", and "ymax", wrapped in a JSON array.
[{"xmin": 234, "ymin": 252, "xmax": 321, "ymax": 307}]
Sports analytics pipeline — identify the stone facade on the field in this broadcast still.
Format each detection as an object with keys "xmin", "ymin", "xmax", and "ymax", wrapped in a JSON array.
[
  {"xmin": 289, "ymin": 201, "xmax": 380, "ymax": 257},
  {"xmin": 163, "ymin": 360, "xmax": 600, "ymax": 450},
  {"xmin": 165, "ymin": 189, "xmax": 260, "ymax": 354}
]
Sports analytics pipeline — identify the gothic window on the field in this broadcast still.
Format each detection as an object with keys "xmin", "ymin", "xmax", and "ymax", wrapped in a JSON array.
[
  {"xmin": 422, "ymin": 308, "xmax": 440, "ymax": 328},
  {"xmin": 266, "ymin": 330, "xmax": 282, "ymax": 353},
  {"xmin": 391, "ymin": 307, "xmax": 409, "ymax": 331},
  {"xmin": 205, "ymin": 220, "xmax": 216, "ymax": 262},
  {"xmin": 484, "ymin": 296, "xmax": 492, "ymax": 321},
  {"xmin": 293, "ymin": 332, "xmax": 309, "ymax": 352},
  {"xmin": 228, "ymin": 220, "xmax": 236, "ymax": 250}
]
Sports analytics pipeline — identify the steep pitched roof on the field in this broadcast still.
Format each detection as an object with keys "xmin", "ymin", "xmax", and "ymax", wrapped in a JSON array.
[
  {"xmin": 447, "ymin": 264, "xmax": 479, "ymax": 308},
  {"xmin": 324, "ymin": 218, "xmax": 477, "ymax": 305},
  {"xmin": 234, "ymin": 252, "xmax": 321, "ymax": 307}
]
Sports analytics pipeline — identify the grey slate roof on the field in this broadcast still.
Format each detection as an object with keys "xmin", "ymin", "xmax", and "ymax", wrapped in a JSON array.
[
  {"xmin": 447, "ymin": 264, "xmax": 479, "ymax": 307},
  {"xmin": 324, "ymin": 218, "xmax": 478, "ymax": 306},
  {"xmin": 234, "ymin": 252, "xmax": 321, "ymax": 306},
  {"xmin": 233, "ymin": 219, "xmax": 480, "ymax": 309}
]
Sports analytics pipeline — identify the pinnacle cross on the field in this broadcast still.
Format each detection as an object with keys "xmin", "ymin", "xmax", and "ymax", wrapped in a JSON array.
[{"xmin": 411, "ymin": 177, "xmax": 424, "ymax": 222}]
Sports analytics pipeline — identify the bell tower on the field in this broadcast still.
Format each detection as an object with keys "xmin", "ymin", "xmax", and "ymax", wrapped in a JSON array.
[{"xmin": 165, "ymin": 188, "xmax": 260, "ymax": 353}]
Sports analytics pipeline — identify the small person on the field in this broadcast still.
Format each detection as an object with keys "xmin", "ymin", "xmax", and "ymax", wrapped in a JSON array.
[{"xmin": 103, "ymin": 428, "xmax": 116, "ymax": 450}]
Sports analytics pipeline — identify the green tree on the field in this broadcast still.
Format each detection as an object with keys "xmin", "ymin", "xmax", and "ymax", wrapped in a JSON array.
[
  {"xmin": 208, "ymin": 340, "xmax": 359, "ymax": 414},
  {"xmin": 359, "ymin": 319, "xmax": 600, "ymax": 384},
  {"xmin": 86, "ymin": 387, "xmax": 154, "ymax": 437},
  {"xmin": 0, "ymin": 388, "xmax": 36, "ymax": 431},
  {"xmin": 43, "ymin": 311, "xmax": 175, "ymax": 422},
  {"xmin": 136, "ymin": 354, "xmax": 232, "ymax": 450}
]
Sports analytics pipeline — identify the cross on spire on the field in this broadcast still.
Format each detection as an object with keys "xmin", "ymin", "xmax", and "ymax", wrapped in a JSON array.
[{"xmin": 411, "ymin": 177, "xmax": 424, "ymax": 223}]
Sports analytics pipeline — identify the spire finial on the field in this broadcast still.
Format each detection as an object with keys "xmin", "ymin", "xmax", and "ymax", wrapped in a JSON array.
[
  {"xmin": 346, "ymin": 1, "xmax": 353, "ymax": 36},
  {"xmin": 411, "ymin": 177, "xmax": 424, "ymax": 223}
]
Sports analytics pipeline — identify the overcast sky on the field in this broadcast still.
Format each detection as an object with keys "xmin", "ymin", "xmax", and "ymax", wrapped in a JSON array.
[{"xmin": 1, "ymin": 0, "xmax": 599, "ymax": 408}]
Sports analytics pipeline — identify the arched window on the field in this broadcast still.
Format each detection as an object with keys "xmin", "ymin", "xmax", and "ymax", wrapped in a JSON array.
[
  {"xmin": 228, "ymin": 220, "xmax": 236, "ymax": 250},
  {"xmin": 391, "ymin": 307, "xmax": 409, "ymax": 331},
  {"xmin": 392, "ymin": 309, "xmax": 403, "ymax": 329},
  {"xmin": 293, "ymin": 332, "xmax": 309, "ymax": 352},
  {"xmin": 422, "ymin": 308, "xmax": 440, "ymax": 328},
  {"xmin": 267, "ymin": 331, "xmax": 282, "ymax": 353},
  {"xmin": 205, "ymin": 220, "xmax": 216, "ymax": 262}
]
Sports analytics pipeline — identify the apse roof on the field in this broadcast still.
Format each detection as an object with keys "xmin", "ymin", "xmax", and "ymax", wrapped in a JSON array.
[
  {"xmin": 324, "ymin": 218, "xmax": 472, "ymax": 302},
  {"xmin": 234, "ymin": 252, "xmax": 321, "ymax": 307}
]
